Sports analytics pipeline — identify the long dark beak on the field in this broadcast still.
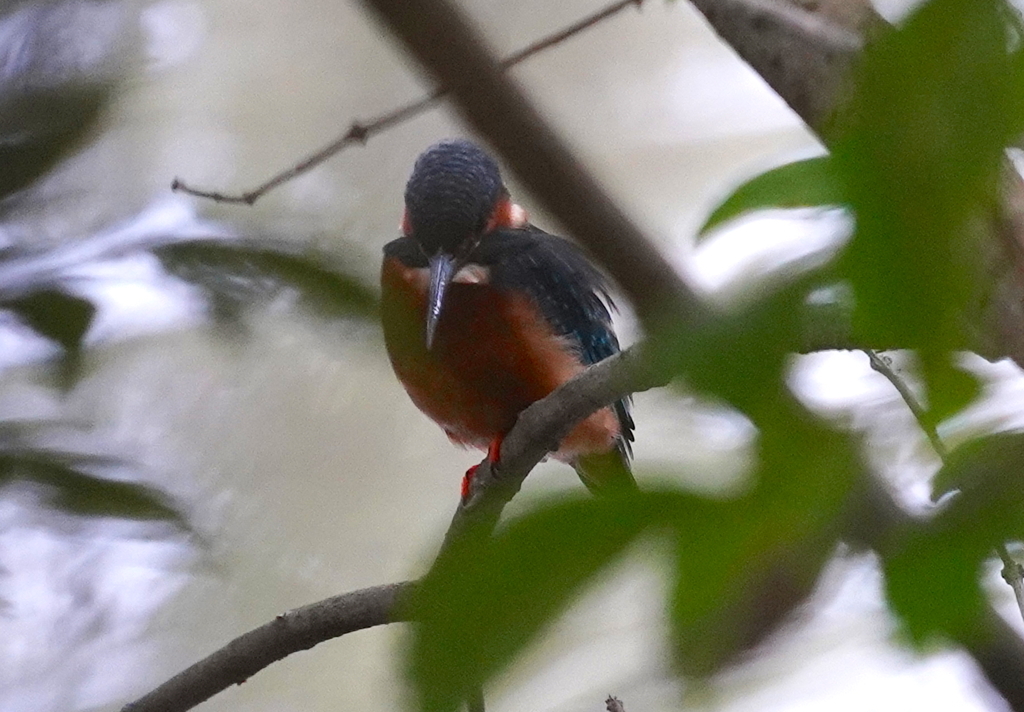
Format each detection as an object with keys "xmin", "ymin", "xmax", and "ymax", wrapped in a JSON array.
[{"xmin": 426, "ymin": 252, "xmax": 458, "ymax": 350}]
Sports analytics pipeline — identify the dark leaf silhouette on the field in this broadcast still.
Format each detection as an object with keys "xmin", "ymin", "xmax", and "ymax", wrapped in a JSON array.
[
  {"xmin": 154, "ymin": 237, "xmax": 379, "ymax": 323},
  {"xmin": 0, "ymin": 445, "xmax": 188, "ymax": 529}
]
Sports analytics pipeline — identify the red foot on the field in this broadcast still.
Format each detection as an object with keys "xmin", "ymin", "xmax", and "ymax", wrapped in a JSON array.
[
  {"xmin": 461, "ymin": 464, "xmax": 479, "ymax": 500},
  {"xmin": 486, "ymin": 435, "xmax": 503, "ymax": 464},
  {"xmin": 461, "ymin": 436, "xmax": 504, "ymax": 501}
]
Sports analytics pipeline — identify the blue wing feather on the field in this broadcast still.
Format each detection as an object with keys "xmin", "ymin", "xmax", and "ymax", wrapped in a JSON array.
[{"xmin": 477, "ymin": 228, "xmax": 635, "ymax": 457}]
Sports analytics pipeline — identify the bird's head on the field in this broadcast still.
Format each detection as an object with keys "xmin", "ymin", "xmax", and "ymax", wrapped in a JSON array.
[{"xmin": 402, "ymin": 139, "xmax": 527, "ymax": 348}]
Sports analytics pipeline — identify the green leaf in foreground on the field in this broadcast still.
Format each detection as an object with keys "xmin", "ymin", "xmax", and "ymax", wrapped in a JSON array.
[
  {"xmin": 885, "ymin": 433, "xmax": 1024, "ymax": 644},
  {"xmin": 699, "ymin": 156, "xmax": 845, "ymax": 238},
  {"xmin": 670, "ymin": 408, "xmax": 855, "ymax": 676},
  {"xmin": 405, "ymin": 492, "xmax": 673, "ymax": 712},
  {"xmin": 834, "ymin": 0, "xmax": 1021, "ymax": 421}
]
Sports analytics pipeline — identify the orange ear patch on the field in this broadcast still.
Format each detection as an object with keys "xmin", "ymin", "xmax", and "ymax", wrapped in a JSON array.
[{"xmin": 485, "ymin": 198, "xmax": 529, "ymax": 233}]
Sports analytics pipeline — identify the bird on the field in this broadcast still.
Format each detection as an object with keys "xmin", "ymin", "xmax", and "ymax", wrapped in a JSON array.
[{"xmin": 380, "ymin": 139, "xmax": 635, "ymax": 497}]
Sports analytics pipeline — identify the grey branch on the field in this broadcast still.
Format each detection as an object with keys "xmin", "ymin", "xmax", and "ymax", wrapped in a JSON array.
[
  {"xmin": 120, "ymin": 583, "xmax": 412, "ymax": 712},
  {"xmin": 687, "ymin": 0, "xmax": 865, "ymax": 133}
]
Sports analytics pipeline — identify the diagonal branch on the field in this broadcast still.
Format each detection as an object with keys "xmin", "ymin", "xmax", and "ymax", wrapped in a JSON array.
[
  {"xmin": 686, "ymin": 0, "xmax": 869, "ymax": 136},
  {"xmin": 440, "ymin": 343, "xmax": 661, "ymax": 550},
  {"xmin": 359, "ymin": 0, "xmax": 703, "ymax": 329},
  {"xmin": 120, "ymin": 582, "xmax": 412, "ymax": 712},
  {"xmin": 118, "ymin": 342, "xmax": 663, "ymax": 712}
]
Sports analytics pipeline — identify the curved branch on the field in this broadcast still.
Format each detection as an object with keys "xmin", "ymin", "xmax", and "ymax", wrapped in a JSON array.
[
  {"xmin": 441, "ymin": 342, "xmax": 663, "ymax": 549},
  {"xmin": 117, "ymin": 342, "xmax": 662, "ymax": 712},
  {"xmin": 120, "ymin": 582, "xmax": 413, "ymax": 712}
]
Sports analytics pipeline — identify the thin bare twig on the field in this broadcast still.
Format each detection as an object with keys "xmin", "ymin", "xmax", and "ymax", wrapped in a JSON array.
[
  {"xmin": 997, "ymin": 543, "xmax": 1024, "ymax": 619},
  {"xmin": 864, "ymin": 349, "xmax": 1024, "ymax": 628},
  {"xmin": 606, "ymin": 696, "xmax": 626, "ymax": 712},
  {"xmin": 170, "ymin": 0, "xmax": 643, "ymax": 205},
  {"xmin": 863, "ymin": 350, "xmax": 947, "ymax": 459}
]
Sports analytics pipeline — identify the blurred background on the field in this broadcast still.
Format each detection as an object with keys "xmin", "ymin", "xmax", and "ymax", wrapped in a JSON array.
[{"xmin": 3, "ymin": 0, "xmax": 1023, "ymax": 711}]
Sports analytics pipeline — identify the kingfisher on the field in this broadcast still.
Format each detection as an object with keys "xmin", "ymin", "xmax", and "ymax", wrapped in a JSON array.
[{"xmin": 381, "ymin": 139, "xmax": 635, "ymax": 496}]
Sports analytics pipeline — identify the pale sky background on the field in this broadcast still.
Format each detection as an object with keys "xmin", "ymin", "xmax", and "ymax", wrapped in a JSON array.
[{"xmin": 3, "ymin": 1, "xmax": 1024, "ymax": 712}]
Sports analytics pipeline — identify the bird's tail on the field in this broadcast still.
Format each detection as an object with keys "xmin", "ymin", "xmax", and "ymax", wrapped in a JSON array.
[{"xmin": 573, "ymin": 447, "xmax": 636, "ymax": 494}]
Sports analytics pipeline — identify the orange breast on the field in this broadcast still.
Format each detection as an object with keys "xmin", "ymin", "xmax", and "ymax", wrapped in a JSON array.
[{"xmin": 380, "ymin": 256, "xmax": 620, "ymax": 460}]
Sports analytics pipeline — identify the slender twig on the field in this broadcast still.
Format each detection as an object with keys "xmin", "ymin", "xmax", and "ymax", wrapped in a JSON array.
[
  {"xmin": 170, "ymin": 0, "xmax": 643, "ymax": 205},
  {"xmin": 997, "ymin": 543, "xmax": 1024, "ymax": 620},
  {"xmin": 864, "ymin": 349, "xmax": 1024, "ymax": 627},
  {"xmin": 863, "ymin": 350, "xmax": 947, "ymax": 458}
]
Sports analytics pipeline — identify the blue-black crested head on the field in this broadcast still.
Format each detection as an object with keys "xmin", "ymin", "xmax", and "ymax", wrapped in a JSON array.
[{"xmin": 404, "ymin": 139, "xmax": 504, "ymax": 256}]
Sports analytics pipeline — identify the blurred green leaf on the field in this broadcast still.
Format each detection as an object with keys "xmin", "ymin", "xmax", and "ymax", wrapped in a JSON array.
[
  {"xmin": 155, "ymin": 238, "xmax": 379, "ymax": 323},
  {"xmin": 883, "ymin": 525, "xmax": 987, "ymax": 645},
  {"xmin": 670, "ymin": 407, "xmax": 855, "ymax": 676},
  {"xmin": 886, "ymin": 433, "xmax": 1024, "ymax": 643},
  {"xmin": 0, "ymin": 447, "xmax": 188, "ymax": 529},
  {"xmin": 5, "ymin": 288, "xmax": 96, "ymax": 353},
  {"xmin": 699, "ymin": 156, "xmax": 845, "ymax": 238},
  {"xmin": 0, "ymin": 85, "xmax": 110, "ymax": 201},
  {"xmin": 4, "ymin": 287, "xmax": 96, "ymax": 384},
  {"xmin": 664, "ymin": 276, "xmax": 812, "ymax": 417},
  {"xmin": 931, "ymin": 432, "xmax": 1024, "ymax": 524},
  {"xmin": 834, "ymin": 0, "xmax": 1021, "ymax": 422},
  {"xmin": 406, "ymin": 491, "xmax": 675, "ymax": 712}
]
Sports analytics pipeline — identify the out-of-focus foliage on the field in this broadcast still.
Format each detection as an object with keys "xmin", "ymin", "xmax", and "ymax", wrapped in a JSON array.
[
  {"xmin": 888, "ymin": 433, "xmax": 1024, "ymax": 642},
  {"xmin": 832, "ymin": 0, "xmax": 1023, "ymax": 423},
  {"xmin": 698, "ymin": 156, "xmax": 844, "ymax": 238},
  {"xmin": 405, "ymin": 1, "xmax": 1024, "ymax": 710},
  {"xmin": 0, "ymin": 420, "xmax": 188, "ymax": 529},
  {"xmin": 0, "ymin": 1, "xmax": 378, "ymax": 530},
  {"xmin": 154, "ymin": 237, "xmax": 379, "ymax": 325}
]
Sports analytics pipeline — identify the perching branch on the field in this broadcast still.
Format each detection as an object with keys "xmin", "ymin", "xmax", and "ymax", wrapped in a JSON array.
[
  {"xmin": 117, "ymin": 341, "xmax": 663, "ymax": 712},
  {"xmin": 441, "ymin": 343, "xmax": 661, "ymax": 550},
  {"xmin": 170, "ymin": 0, "xmax": 643, "ymax": 205},
  {"xmin": 121, "ymin": 582, "xmax": 412, "ymax": 712}
]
